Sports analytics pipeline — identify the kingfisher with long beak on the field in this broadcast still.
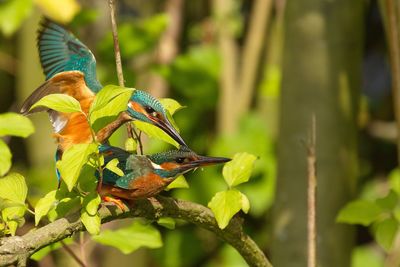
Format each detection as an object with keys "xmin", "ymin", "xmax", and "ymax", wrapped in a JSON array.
[
  {"xmin": 20, "ymin": 19, "xmax": 186, "ymax": 157},
  {"xmin": 98, "ymin": 145, "xmax": 230, "ymax": 203}
]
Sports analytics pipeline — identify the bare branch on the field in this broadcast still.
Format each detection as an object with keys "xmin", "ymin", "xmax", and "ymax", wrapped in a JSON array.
[
  {"xmin": 108, "ymin": 0, "xmax": 125, "ymax": 87},
  {"xmin": 0, "ymin": 196, "xmax": 272, "ymax": 267},
  {"xmin": 307, "ymin": 114, "xmax": 317, "ymax": 267}
]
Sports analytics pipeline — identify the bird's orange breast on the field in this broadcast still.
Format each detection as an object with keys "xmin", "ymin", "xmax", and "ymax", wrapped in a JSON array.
[{"xmin": 53, "ymin": 89, "xmax": 95, "ymax": 152}]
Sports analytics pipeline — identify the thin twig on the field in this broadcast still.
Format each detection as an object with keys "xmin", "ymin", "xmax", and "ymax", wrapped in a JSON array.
[
  {"xmin": 385, "ymin": 0, "xmax": 400, "ymax": 166},
  {"xmin": 307, "ymin": 114, "xmax": 317, "ymax": 267},
  {"xmin": 108, "ymin": 0, "xmax": 125, "ymax": 87},
  {"xmin": 132, "ymin": 127, "xmax": 143, "ymax": 155},
  {"xmin": 60, "ymin": 240, "xmax": 86, "ymax": 267}
]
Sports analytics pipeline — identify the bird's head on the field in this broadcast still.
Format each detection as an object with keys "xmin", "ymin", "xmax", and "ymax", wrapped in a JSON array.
[
  {"xmin": 127, "ymin": 90, "xmax": 187, "ymax": 147},
  {"xmin": 147, "ymin": 147, "xmax": 231, "ymax": 179}
]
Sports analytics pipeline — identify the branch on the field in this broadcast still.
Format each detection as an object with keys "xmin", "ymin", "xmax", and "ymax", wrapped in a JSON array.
[
  {"xmin": 384, "ymin": 0, "xmax": 400, "ymax": 166},
  {"xmin": 108, "ymin": 0, "xmax": 125, "ymax": 87},
  {"xmin": 0, "ymin": 196, "xmax": 272, "ymax": 267},
  {"xmin": 306, "ymin": 115, "xmax": 317, "ymax": 267}
]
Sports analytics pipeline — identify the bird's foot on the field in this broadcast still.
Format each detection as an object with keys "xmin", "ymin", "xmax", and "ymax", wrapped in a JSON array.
[{"xmin": 102, "ymin": 196, "xmax": 128, "ymax": 211}]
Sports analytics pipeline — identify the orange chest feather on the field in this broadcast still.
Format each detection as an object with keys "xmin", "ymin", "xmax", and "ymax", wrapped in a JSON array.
[{"xmin": 55, "ymin": 96, "xmax": 95, "ymax": 152}]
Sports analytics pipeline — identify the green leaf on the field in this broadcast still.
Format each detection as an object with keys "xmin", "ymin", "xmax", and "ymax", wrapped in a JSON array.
[
  {"xmin": 351, "ymin": 245, "xmax": 384, "ymax": 267},
  {"xmin": 208, "ymin": 189, "xmax": 243, "ymax": 229},
  {"xmin": 35, "ymin": 190, "xmax": 57, "ymax": 226},
  {"xmin": 93, "ymin": 220, "xmax": 162, "ymax": 254},
  {"xmin": 336, "ymin": 200, "xmax": 383, "ymax": 226},
  {"xmin": 82, "ymin": 192, "xmax": 101, "ymax": 216},
  {"xmin": 241, "ymin": 192, "xmax": 250, "ymax": 214},
  {"xmin": 0, "ymin": 0, "xmax": 33, "ymax": 37},
  {"xmin": 30, "ymin": 94, "xmax": 82, "ymax": 113},
  {"xmin": 56, "ymin": 143, "xmax": 98, "ymax": 191},
  {"xmin": 89, "ymin": 85, "xmax": 134, "ymax": 114},
  {"xmin": 2, "ymin": 206, "xmax": 25, "ymax": 235},
  {"xmin": 0, "ymin": 113, "xmax": 34, "ymax": 137},
  {"xmin": 157, "ymin": 217, "xmax": 176, "ymax": 229},
  {"xmin": 124, "ymin": 138, "xmax": 137, "ymax": 152},
  {"xmin": 105, "ymin": 158, "xmax": 124, "ymax": 177},
  {"xmin": 389, "ymin": 168, "xmax": 400, "ymax": 195},
  {"xmin": 0, "ymin": 173, "xmax": 27, "ymax": 204},
  {"xmin": 159, "ymin": 98, "xmax": 185, "ymax": 115},
  {"xmin": 90, "ymin": 89, "xmax": 133, "ymax": 132},
  {"xmin": 375, "ymin": 218, "xmax": 398, "ymax": 251},
  {"xmin": 81, "ymin": 209, "xmax": 100, "ymax": 235},
  {"xmin": 376, "ymin": 191, "xmax": 397, "ymax": 211},
  {"xmin": 133, "ymin": 120, "xmax": 179, "ymax": 148},
  {"xmin": 0, "ymin": 140, "xmax": 11, "ymax": 176},
  {"xmin": 222, "ymin": 152, "xmax": 257, "ymax": 187},
  {"xmin": 81, "ymin": 192, "xmax": 101, "ymax": 235},
  {"xmin": 165, "ymin": 175, "xmax": 189, "ymax": 190}
]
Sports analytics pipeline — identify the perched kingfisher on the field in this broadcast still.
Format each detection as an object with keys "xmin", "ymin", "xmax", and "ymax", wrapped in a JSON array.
[
  {"xmin": 20, "ymin": 19, "xmax": 186, "ymax": 154},
  {"xmin": 98, "ymin": 145, "xmax": 230, "ymax": 200}
]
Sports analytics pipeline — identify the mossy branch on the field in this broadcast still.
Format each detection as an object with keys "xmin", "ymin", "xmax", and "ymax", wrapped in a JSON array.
[{"xmin": 0, "ymin": 196, "xmax": 272, "ymax": 267}]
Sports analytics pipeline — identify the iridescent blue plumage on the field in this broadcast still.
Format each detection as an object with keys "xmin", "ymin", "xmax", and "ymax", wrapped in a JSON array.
[
  {"xmin": 38, "ymin": 19, "xmax": 102, "ymax": 92},
  {"xmin": 98, "ymin": 145, "xmax": 230, "ymax": 199}
]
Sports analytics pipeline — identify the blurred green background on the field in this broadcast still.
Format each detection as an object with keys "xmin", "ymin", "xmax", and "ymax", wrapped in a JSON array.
[{"xmin": 1, "ymin": 0, "xmax": 399, "ymax": 266}]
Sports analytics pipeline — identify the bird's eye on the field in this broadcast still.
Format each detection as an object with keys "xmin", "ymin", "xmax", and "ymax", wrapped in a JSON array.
[
  {"xmin": 175, "ymin": 157, "xmax": 185, "ymax": 163},
  {"xmin": 144, "ymin": 106, "xmax": 155, "ymax": 114},
  {"xmin": 144, "ymin": 106, "xmax": 158, "ymax": 118}
]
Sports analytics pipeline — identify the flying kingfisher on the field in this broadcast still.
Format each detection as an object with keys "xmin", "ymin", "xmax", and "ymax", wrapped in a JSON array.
[
  {"xmin": 98, "ymin": 145, "xmax": 230, "ymax": 202},
  {"xmin": 20, "ymin": 19, "xmax": 186, "ymax": 155}
]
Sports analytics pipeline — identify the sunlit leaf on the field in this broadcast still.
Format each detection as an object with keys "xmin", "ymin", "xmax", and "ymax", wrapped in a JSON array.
[
  {"xmin": 0, "ymin": 113, "xmax": 34, "ymax": 137},
  {"xmin": 241, "ymin": 192, "xmax": 250, "ymax": 214},
  {"xmin": 157, "ymin": 217, "xmax": 175, "ymax": 230},
  {"xmin": 375, "ymin": 218, "xmax": 398, "ymax": 251},
  {"xmin": 222, "ymin": 152, "xmax": 256, "ymax": 187},
  {"xmin": 30, "ymin": 94, "xmax": 82, "ymax": 114},
  {"xmin": 208, "ymin": 189, "xmax": 243, "ymax": 229},
  {"xmin": 89, "ymin": 85, "xmax": 134, "ymax": 114},
  {"xmin": 133, "ymin": 120, "xmax": 179, "ymax": 148},
  {"xmin": 0, "ymin": 140, "xmax": 11, "ymax": 176},
  {"xmin": 125, "ymin": 138, "xmax": 137, "ymax": 152},
  {"xmin": 389, "ymin": 168, "xmax": 400, "ymax": 195},
  {"xmin": 0, "ymin": 0, "xmax": 33, "ymax": 37},
  {"xmin": 82, "ymin": 192, "xmax": 101, "ymax": 216},
  {"xmin": 105, "ymin": 158, "xmax": 124, "ymax": 177},
  {"xmin": 2, "ymin": 206, "xmax": 25, "ymax": 235},
  {"xmin": 0, "ymin": 173, "xmax": 27, "ymax": 204},
  {"xmin": 351, "ymin": 245, "xmax": 384, "ymax": 267},
  {"xmin": 56, "ymin": 143, "xmax": 98, "ymax": 191},
  {"xmin": 35, "ymin": 190, "xmax": 57, "ymax": 226},
  {"xmin": 93, "ymin": 220, "xmax": 162, "ymax": 254},
  {"xmin": 34, "ymin": 0, "xmax": 80, "ymax": 23},
  {"xmin": 159, "ymin": 98, "xmax": 185, "ymax": 115},
  {"xmin": 376, "ymin": 191, "xmax": 397, "ymax": 211},
  {"xmin": 336, "ymin": 200, "xmax": 382, "ymax": 226},
  {"xmin": 166, "ymin": 175, "xmax": 189, "ymax": 190},
  {"xmin": 80, "ymin": 211, "xmax": 100, "ymax": 235}
]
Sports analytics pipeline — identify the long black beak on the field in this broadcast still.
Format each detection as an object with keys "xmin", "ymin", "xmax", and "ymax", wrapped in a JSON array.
[
  {"xmin": 184, "ymin": 155, "xmax": 231, "ymax": 169},
  {"xmin": 155, "ymin": 119, "xmax": 187, "ymax": 147}
]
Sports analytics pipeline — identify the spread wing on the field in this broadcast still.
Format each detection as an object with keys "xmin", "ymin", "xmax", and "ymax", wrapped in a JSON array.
[{"xmin": 38, "ymin": 19, "xmax": 102, "ymax": 92}]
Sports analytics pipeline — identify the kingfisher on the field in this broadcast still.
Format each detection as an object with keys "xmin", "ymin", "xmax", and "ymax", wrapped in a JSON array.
[
  {"xmin": 20, "ymin": 19, "xmax": 186, "ymax": 154},
  {"xmin": 98, "ymin": 145, "xmax": 230, "ymax": 202}
]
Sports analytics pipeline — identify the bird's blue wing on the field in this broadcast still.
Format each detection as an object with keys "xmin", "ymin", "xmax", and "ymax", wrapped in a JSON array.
[{"xmin": 37, "ymin": 19, "xmax": 102, "ymax": 92}]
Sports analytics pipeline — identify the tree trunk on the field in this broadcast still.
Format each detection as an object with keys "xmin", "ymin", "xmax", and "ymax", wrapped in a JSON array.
[{"xmin": 272, "ymin": 1, "xmax": 364, "ymax": 266}]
